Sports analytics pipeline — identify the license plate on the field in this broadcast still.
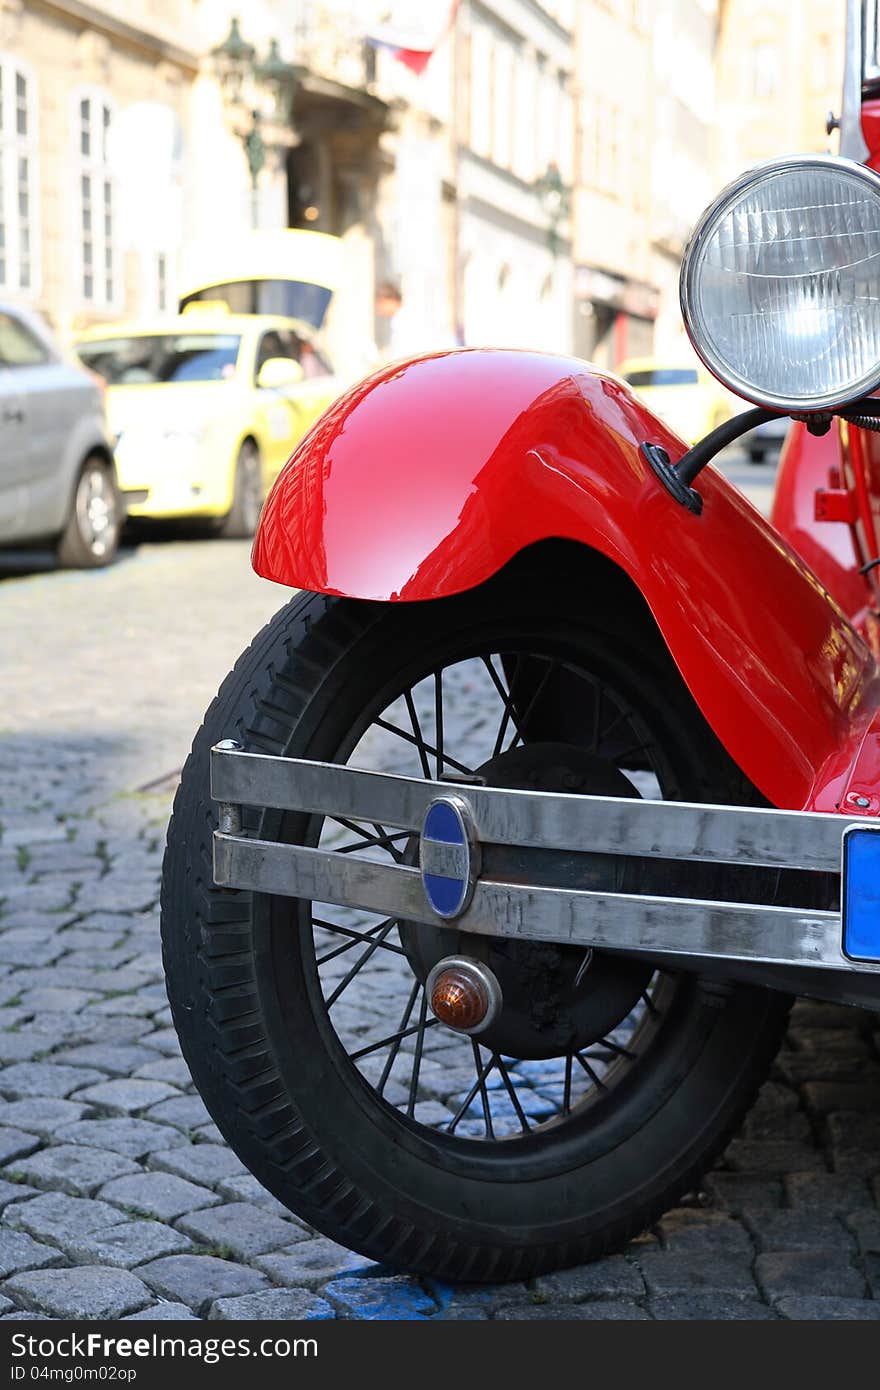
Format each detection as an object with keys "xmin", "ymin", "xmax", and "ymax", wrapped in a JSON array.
[{"xmin": 842, "ymin": 825, "xmax": 880, "ymax": 962}]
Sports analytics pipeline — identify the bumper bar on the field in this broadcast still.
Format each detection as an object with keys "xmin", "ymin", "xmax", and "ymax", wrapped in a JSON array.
[{"xmin": 210, "ymin": 745, "xmax": 880, "ymax": 979}]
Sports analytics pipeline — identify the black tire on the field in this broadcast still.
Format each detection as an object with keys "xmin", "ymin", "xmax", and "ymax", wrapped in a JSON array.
[
  {"xmin": 215, "ymin": 441, "xmax": 263, "ymax": 539},
  {"xmin": 56, "ymin": 454, "xmax": 121, "ymax": 568},
  {"xmin": 161, "ymin": 579, "xmax": 790, "ymax": 1282}
]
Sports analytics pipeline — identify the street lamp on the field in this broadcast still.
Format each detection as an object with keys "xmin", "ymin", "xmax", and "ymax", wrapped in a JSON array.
[
  {"xmin": 255, "ymin": 39, "xmax": 298, "ymax": 125},
  {"xmin": 534, "ymin": 161, "xmax": 571, "ymax": 256},
  {"xmin": 211, "ymin": 16, "xmax": 300, "ymax": 228}
]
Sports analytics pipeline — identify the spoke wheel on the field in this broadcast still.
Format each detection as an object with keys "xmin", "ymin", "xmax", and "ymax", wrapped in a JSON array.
[
  {"xmin": 162, "ymin": 575, "xmax": 791, "ymax": 1280},
  {"xmin": 300, "ymin": 643, "xmax": 671, "ymax": 1155}
]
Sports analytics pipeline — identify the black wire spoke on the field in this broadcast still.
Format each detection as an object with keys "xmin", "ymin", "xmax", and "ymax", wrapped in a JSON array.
[
  {"xmin": 373, "ymin": 716, "xmax": 475, "ymax": 777},
  {"xmin": 586, "ymin": 1035, "xmax": 636, "ymax": 1062},
  {"xmin": 641, "ymin": 988, "xmax": 660, "ymax": 1016},
  {"xmin": 373, "ymin": 822, "xmax": 409, "ymax": 864},
  {"xmin": 596, "ymin": 705, "xmax": 631, "ymax": 747},
  {"xmin": 351, "ymin": 1016, "xmax": 438, "ymax": 1063},
  {"xmin": 589, "ymin": 680, "xmax": 604, "ymax": 753},
  {"xmin": 314, "ymin": 918, "xmax": 408, "ymax": 966},
  {"xmin": 328, "ymin": 818, "xmax": 411, "ymax": 860},
  {"xmin": 446, "ymin": 1048, "xmax": 497, "ymax": 1134},
  {"xmin": 311, "ymin": 645, "xmax": 674, "ymax": 1144},
  {"xmin": 376, "ymin": 981, "xmax": 420, "ymax": 1097},
  {"xmin": 490, "ymin": 653, "xmax": 524, "ymax": 757},
  {"xmin": 472, "ymin": 1039, "xmax": 495, "ymax": 1140},
  {"xmin": 613, "ymin": 738, "xmax": 653, "ymax": 765},
  {"xmin": 575, "ymin": 1050, "xmax": 608, "ymax": 1089},
  {"xmin": 507, "ymin": 657, "xmax": 560, "ymax": 752},
  {"xmin": 403, "ymin": 688, "xmax": 432, "ymax": 779},
  {"xmin": 563, "ymin": 1053, "xmax": 574, "ymax": 1116},
  {"xmin": 312, "ymin": 917, "xmax": 405, "ymax": 961},
  {"xmin": 481, "ymin": 655, "xmax": 527, "ymax": 750},
  {"xmin": 434, "ymin": 670, "xmax": 444, "ymax": 779},
  {"xmin": 406, "ymin": 989, "xmax": 430, "ymax": 1118},
  {"xmin": 494, "ymin": 1053, "xmax": 531, "ymax": 1134},
  {"xmin": 493, "ymin": 705, "xmax": 512, "ymax": 758},
  {"xmin": 324, "ymin": 919, "xmax": 397, "ymax": 1007}
]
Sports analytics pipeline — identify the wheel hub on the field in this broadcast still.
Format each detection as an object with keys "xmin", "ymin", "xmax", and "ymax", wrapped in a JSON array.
[{"xmin": 400, "ymin": 742, "xmax": 653, "ymax": 1059}]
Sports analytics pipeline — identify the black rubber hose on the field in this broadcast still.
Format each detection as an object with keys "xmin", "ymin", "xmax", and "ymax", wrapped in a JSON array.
[
  {"xmin": 674, "ymin": 396, "xmax": 880, "ymax": 485},
  {"xmin": 673, "ymin": 407, "xmax": 779, "ymax": 486}
]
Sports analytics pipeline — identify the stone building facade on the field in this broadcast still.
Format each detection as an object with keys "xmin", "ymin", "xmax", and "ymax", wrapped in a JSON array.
[
  {"xmin": 573, "ymin": 0, "xmax": 657, "ymax": 367},
  {"xmin": 0, "ymin": 1, "xmax": 854, "ymax": 370},
  {"xmin": 573, "ymin": 0, "xmax": 721, "ymax": 368},
  {"xmin": 0, "ymin": 0, "xmax": 574, "ymax": 362},
  {"xmin": 0, "ymin": 0, "xmax": 199, "ymax": 336},
  {"xmin": 649, "ymin": 0, "xmax": 720, "ymax": 358},
  {"xmin": 714, "ymin": 0, "xmax": 845, "ymax": 183},
  {"xmin": 454, "ymin": 0, "xmax": 576, "ymax": 353}
]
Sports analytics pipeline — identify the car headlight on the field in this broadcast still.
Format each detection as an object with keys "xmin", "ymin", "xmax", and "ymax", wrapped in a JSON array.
[{"xmin": 680, "ymin": 155, "xmax": 880, "ymax": 412}]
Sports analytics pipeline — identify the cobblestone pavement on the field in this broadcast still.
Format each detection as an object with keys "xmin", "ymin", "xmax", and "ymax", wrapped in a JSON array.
[{"xmin": 1, "ymin": 525, "xmax": 879, "ymax": 1322}]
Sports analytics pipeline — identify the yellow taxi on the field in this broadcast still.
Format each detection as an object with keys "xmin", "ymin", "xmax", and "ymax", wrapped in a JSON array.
[
  {"xmin": 618, "ymin": 355, "xmax": 739, "ymax": 445},
  {"xmin": 74, "ymin": 305, "xmax": 340, "ymax": 536}
]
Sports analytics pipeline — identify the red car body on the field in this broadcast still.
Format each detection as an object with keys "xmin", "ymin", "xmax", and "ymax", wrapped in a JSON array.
[{"xmin": 253, "ymin": 348, "xmax": 880, "ymax": 820}]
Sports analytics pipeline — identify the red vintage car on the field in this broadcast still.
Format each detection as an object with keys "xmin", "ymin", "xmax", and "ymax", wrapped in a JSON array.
[{"xmin": 161, "ymin": 1, "xmax": 880, "ymax": 1281}]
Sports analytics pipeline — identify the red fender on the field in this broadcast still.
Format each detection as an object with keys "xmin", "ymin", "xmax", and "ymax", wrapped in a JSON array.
[
  {"xmin": 862, "ymin": 97, "xmax": 880, "ymax": 172},
  {"xmin": 253, "ymin": 349, "xmax": 880, "ymax": 812},
  {"xmin": 770, "ymin": 420, "xmax": 869, "ymax": 621}
]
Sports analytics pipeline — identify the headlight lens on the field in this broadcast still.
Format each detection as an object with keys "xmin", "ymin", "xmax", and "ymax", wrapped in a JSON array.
[{"xmin": 680, "ymin": 156, "xmax": 880, "ymax": 412}]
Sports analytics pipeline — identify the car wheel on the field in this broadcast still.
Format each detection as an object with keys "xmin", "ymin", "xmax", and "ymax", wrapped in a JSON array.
[
  {"xmin": 162, "ymin": 582, "xmax": 792, "ymax": 1281},
  {"xmin": 215, "ymin": 441, "xmax": 263, "ymax": 540},
  {"xmin": 56, "ymin": 454, "xmax": 121, "ymax": 568}
]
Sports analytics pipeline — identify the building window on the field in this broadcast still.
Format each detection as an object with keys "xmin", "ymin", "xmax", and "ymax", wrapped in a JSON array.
[
  {"xmin": 469, "ymin": 23, "xmax": 492, "ymax": 159},
  {"xmin": 0, "ymin": 57, "xmax": 38, "ymax": 293},
  {"xmin": 579, "ymin": 93, "xmax": 599, "ymax": 188},
  {"xmin": 512, "ymin": 49, "xmax": 536, "ymax": 182},
  {"xmin": 491, "ymin": 39, "xmax": 513, "ymax": 171},
  {"xmin": 75, "ymin": 91, "xmax": 116, "ymax": 308},
  {"xmin": 583, "ymin": 98, "xmax": 623, "ymax": 198},
  {"xmin": 536, "ymin": 57, "xmax": 552, "ymax": 176},
  {"xmin": 556, "ymin": 69, "xmax": 573, "ymax": 186},
  {"xmin": 750, "ymin": 42, "xmax": 777, "ymax": 99}
]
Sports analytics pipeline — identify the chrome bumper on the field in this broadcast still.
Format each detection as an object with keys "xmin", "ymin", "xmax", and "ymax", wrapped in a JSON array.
[{"xmin": 210, "ymin": 743, "xmax": 880, "ymax": 980}]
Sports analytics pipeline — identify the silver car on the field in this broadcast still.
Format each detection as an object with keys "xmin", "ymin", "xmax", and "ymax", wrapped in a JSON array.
[{"xmin": 0, "ymin": 302, "xmax": 120, "ymax": 566}]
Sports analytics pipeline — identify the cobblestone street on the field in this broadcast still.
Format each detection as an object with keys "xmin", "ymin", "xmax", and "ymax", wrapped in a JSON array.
[{"xmin": 1, "ymin": 522, "xmax": 879, "ymax": 1322}]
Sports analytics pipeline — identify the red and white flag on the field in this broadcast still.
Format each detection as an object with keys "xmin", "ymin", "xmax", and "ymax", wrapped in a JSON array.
[{"xmin": 364, "ymin": 1, "xmax": 458, "ymax": 75}]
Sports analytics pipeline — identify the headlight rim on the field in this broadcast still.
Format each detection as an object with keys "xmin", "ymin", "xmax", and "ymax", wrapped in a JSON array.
[{"xmin": 679, "ymin": 152, "xmax": 880, "ymax": 415}]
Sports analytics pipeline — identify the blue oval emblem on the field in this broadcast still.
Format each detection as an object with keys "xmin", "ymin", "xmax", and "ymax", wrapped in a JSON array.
[{"xmin": 419, "ymin": 797, "xmax": 479, "ymax": 919}]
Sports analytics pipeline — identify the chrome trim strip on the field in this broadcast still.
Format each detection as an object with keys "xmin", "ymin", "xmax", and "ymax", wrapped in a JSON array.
[
  {"xmin": 210, "ymin": 745, "xmax": 874, "ymax": 873},
  {"xmin": 213, "ymin": 833, "xmax": 875, "ymax": 975},
  {"xmin": 842, "ymin": 0, "xmax": 871, "ymax": 161},
  {"xmin": 864, "ymin": 0, "xmax": 880, "ymax": 87}
]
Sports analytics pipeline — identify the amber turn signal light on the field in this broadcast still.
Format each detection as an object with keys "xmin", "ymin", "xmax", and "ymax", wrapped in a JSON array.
[
  {"xmin": 431, "ymin": 967, "xmax": 488, "ymax": 1031},
  {"xmin": 425, "ymin": 956, "xmax": 503, "ymax": 1036}
]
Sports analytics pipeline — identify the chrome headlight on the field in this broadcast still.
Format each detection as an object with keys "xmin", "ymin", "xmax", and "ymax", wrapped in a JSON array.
[{"xmin": 680, "ymin": 155, "xmax": 880, "ymax": 412}]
